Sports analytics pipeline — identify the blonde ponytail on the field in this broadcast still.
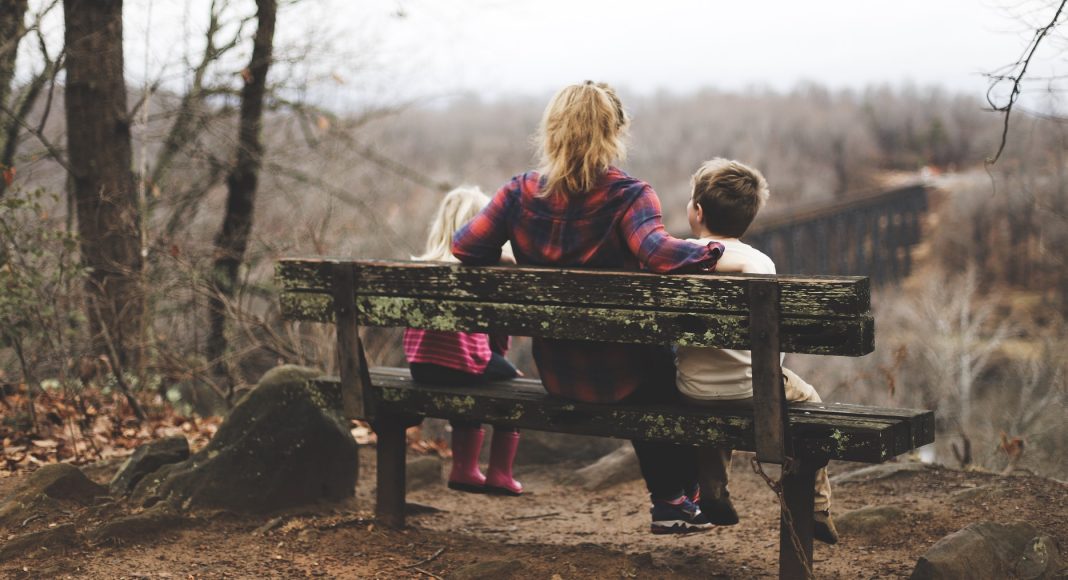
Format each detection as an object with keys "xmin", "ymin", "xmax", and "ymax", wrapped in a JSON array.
[{"xmin": 537, "ymin": 81, "xmax": 629, "ymax": 198}]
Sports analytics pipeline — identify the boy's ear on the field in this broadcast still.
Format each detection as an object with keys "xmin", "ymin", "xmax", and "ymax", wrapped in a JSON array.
[{"xmin": 694, "ymin": 201, "xmax": 704, "ymax": 222}]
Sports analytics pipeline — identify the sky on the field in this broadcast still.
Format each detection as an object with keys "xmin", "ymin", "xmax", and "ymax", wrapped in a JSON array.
[
  {"xmin": 351, "ymin": 0, "xmax": 1036, "ymax": 99},
  {"xmin": 22, "ymin": 0, "xmax": 1064, "ymax": 108}
]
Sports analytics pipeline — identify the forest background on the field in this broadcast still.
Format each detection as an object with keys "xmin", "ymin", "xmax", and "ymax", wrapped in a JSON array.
[{"xmin": 0, "ymin": 0, "xmax": 1065, "ymax": 483}]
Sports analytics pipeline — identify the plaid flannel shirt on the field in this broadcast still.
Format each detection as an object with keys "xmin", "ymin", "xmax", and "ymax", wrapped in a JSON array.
[{"xmin": 452, "ymin": 167, "xmax": 724, "ymax": 403}]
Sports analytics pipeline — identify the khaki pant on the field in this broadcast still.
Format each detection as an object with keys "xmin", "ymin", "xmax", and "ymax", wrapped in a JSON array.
[{"xmin": 686, "ymin": 368, "xmax": 832, "ymax": 512}]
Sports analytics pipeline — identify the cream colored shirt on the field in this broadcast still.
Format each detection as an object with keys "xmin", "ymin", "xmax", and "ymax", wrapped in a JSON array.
[{"xmin": 675, "ymin": 237, "xmax": 793, "ymax": 400}]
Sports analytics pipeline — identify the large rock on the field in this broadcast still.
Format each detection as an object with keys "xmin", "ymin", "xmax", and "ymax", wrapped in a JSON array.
[
  {"xmin": 911, "ymin": 521, "xmax": 1061, "ymax": 580},
  {"xmin": 109, "ymin": 436, "xmax": 190, "ymax": 496},
  {"xmin": 564, "ymin": 446, "xmax": 641, "ymax": 491},
  {"xmin": 133, "ymin": 366, "xmax": 358, "ymax": 513},
  {"xmin": 0, "ymin": 464, "xmax": 108, "ymax": 528}
]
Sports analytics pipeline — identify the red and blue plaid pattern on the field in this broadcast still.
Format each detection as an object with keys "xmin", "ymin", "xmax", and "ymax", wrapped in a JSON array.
[{"xmin": 452, "ymin": 167, "xmax": 724, "ymax": 403}]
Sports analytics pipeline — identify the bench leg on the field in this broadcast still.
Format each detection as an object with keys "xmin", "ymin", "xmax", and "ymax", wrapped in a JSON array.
[
  {"xmin": 778, "ymin": 457, "xmax": 825, "ymax": 580},
  {"xmin": 375, "ymin": 414, "xmax": 407, "ymax": 528}
]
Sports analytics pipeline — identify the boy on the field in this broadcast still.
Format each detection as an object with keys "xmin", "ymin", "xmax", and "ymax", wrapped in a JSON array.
[{"xmin": 677, "ymin": 158, "xmax": 839, "ymax": 544}]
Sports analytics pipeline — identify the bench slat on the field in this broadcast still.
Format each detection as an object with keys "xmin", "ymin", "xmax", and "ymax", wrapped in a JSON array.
[
  {"xmin": 319, "ymin": 370, "xmax": 934, "ymax": 463},
  {"xmin": 280, "ymin": 293, "xmax": 874, "ymax": 356},
  {"xmin": 277, "ymin": 259, "xmax": 871, "ymax": 318}
]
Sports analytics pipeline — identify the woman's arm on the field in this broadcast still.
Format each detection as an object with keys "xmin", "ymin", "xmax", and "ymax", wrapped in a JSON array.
[
  {"xmin": 452, "ymin": 179, "xmax": 516, "ymax": 265},
  {"xmin": 621, "ymin": 186, "xmax": 724, "ymax": 273}
]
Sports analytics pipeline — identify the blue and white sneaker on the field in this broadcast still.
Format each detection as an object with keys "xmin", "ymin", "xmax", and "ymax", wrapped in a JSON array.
[{"xmin": 650, "ymin": 497, "xmax": 714, "ymax": 534}]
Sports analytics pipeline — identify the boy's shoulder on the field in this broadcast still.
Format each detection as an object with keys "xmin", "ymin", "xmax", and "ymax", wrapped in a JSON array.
[{"xmin": 688, "ymin": 238, "xmax": 776, "ymax": 275}]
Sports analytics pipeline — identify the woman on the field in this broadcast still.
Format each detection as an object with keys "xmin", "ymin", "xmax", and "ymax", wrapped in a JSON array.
[{"xmin": 452, "ymin": 81, "xmax": 724, "ymax": 534}]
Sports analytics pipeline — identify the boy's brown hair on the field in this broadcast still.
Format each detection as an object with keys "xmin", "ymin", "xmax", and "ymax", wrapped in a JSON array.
[{"xmin": 690, "ymin": 158, "xmax": 769, "ymax": 238}]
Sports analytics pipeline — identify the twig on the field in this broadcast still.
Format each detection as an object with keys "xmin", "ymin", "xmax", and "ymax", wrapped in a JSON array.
[
  {"xmin": 505, "ymin": 512, "xmax": 560, "ymax": 521},
  {"xmin": 412, "ymin": 567, "xmax": 443, "ymax": 580},
  {"xmin": 316, "ymin": 517, "xmax": 375, "ymax": 531},
  {"xmin": 986, "ymin": 0, "xmax": 1067, "ymax": 166},
  {"xmin": 404, "ymin": 547, "xmax": 445, "ymax": 569},
  {"xmin": 20, "ymin": 514, "xmax": 44, "ymax": 528},
  {"xmin": 89, "ymin": 299, "xmax": 148, "ymax": 423},
  {"xmin": 253, "ymin": 516, "xmax": 286, "ymax": 535},
  {"xmin": 0, "ymin": 101, "xmax": 70, "ymax": 173}
]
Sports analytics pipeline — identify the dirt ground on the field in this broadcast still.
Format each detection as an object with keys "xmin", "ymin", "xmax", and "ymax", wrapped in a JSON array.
[{"xmin": 1, "ymin": 447, "xmax": 1065, "ymax": 579}]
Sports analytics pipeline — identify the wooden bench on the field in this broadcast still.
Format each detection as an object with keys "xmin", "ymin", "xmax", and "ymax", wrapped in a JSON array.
[{"xmin": 277, "ymin": 258, "xmax": 935, "ymax": 580}]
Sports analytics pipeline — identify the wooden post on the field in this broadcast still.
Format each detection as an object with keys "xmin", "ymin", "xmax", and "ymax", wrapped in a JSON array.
[
  {"xmin": 778, "ymin": 456, "xmax": 824, "ymax": 580},
  {"xmin": 375, "ymin": 414, "xmax": 407, "ymax": 528},
  {"xmin": 748, "ymin": 280, "xmax": 786, "ymax": 464},
  {"xmin": 332, "ymin": 262, "xmax": 374, "ymax": 421}
]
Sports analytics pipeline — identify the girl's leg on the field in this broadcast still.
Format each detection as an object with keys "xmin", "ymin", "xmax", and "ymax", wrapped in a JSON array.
[
  {"xmin": 447, "ymin": 421, "xmax": 487, "ymax": 493},
  {"xmin": 410, "ymin": 362, "xmax": 477, "ymax": 386},
  {"xmin": 481, "ymin": 353, "xmax": 519, "ymax": 381},
  {"xmin": 485, "ymin": 426, "xmax": 522, "ymax": 496}
]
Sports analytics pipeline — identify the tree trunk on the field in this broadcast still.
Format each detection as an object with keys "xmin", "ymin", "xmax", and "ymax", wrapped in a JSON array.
[
  {"xmin": 207, "ymin": 0, "xmax": 276, "ymax": 387},
  {"xmin": 0, "ymin": 0, "xmax": 29, "ymax": 183},
  {"xmin": 0, "ymin": 0, "xmax": 27, "ymax": 112},
  {"xmin": 64, "ymin": 0, "xmax": 144, "ymax": 370}
]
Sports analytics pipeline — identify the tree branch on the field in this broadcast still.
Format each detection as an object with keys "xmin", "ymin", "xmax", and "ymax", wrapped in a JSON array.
[{"xmin": 986, "ymin": 0, "xmax": 1068, "ymax": 165}]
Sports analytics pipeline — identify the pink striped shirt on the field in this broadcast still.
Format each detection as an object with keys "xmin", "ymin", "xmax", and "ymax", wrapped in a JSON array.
[{"xmin": 403, "ymin": 329, "xmax": 493, "ymax": 374}]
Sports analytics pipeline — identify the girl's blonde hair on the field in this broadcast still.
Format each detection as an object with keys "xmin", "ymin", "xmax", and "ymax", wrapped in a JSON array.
[
  {"xmin": 414, "ymin": 186, "xmax": 492, "ymax": 263},
  {"xmin": 537, "ymin": 81, "xmax": 629, "ymax": 198}
]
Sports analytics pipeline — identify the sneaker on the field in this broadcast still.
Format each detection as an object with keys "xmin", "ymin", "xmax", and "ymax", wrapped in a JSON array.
[
  {"xmin": 650, "ymin": 498, "xmax": 714, "ymax": 535},
  {"xmin": 699, "ymin": 495, "xmax": 740, "ymax": 526},
  {"xmin": 814, "ymin": 510, "xmax": 839, "ymax": 545}
]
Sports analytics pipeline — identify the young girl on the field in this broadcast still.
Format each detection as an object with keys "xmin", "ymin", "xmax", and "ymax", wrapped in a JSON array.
[{"xmin": 404, "ymin": 186, "xmax": 524, "ymax": 496}]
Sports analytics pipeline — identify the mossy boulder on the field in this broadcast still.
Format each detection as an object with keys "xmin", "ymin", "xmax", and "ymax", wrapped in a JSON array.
[
  {"xmin": 0, "ymin": 464, "xmax": 108, "ymax": 529},
  {"xmin": 132, "ymin": 365, "xmax": 358, "ymax": 513}
]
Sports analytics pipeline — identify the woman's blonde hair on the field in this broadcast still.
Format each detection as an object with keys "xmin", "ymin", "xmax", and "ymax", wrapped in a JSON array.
[
  {"xmin": 537, "ymin": 81, "xmax": 629, "ymax": 197},
  {"xmin": 414, "ymin": 186, "xmax": 492, "ymax": 262}
]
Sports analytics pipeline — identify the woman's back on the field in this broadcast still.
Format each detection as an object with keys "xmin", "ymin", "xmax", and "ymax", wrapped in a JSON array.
[{"xmin": 453, "ymin": 166, "xmax": 721, "ymax": 403}]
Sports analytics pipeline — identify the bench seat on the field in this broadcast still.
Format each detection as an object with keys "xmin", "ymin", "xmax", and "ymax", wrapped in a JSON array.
[{"xmin": 318, "ymin": 367, "xmax": 934, "ymax": 464}]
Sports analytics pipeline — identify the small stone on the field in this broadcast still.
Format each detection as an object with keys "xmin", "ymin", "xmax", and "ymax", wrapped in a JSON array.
[
  {"xmin": 948, "ymin": 484, "xmax": 1006, "ymax": 504},
  {"xmin": 564, "ymin": 446, "xmax": 641, "ymax": 491},
  {"xmin": 835, "ymin": 505, "xmax": 907, "ymax": 538}
]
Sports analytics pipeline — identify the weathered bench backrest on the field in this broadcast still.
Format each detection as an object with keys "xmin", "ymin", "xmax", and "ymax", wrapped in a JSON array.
[
  {"xmin": 278, "ymin": 259, "xmax": 873, "ymax": 354},
  {"xmin": 279, "ymin": 258, "xmax": 874, "ymax": 465}
]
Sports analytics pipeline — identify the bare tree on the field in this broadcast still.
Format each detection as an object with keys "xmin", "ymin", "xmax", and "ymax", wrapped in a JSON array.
[
  {"xmin": 64, "ymin": 0, "xmax": 143, "ymax": 369},
  {"xmin": 207, "ymin": 0, "xmax": 276, "ymax": 390},
  {"xmin": 909, "ymin": 266, "xmax": 1013, "ymax": 467}
]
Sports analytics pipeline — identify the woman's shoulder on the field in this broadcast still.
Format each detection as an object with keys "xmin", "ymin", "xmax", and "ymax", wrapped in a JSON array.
[{"xmin": 604, "ymin": 166, "xmax": 653, "ymax": 195}]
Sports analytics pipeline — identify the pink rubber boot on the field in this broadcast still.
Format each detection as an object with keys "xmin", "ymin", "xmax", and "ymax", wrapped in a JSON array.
[
  {"xmin": 485, "ymin": 429, "xmax": 522, "ymax": 496},
  {"xmin": 447, "ymin": 425, "xmax": 486, "ymax": 493}
]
